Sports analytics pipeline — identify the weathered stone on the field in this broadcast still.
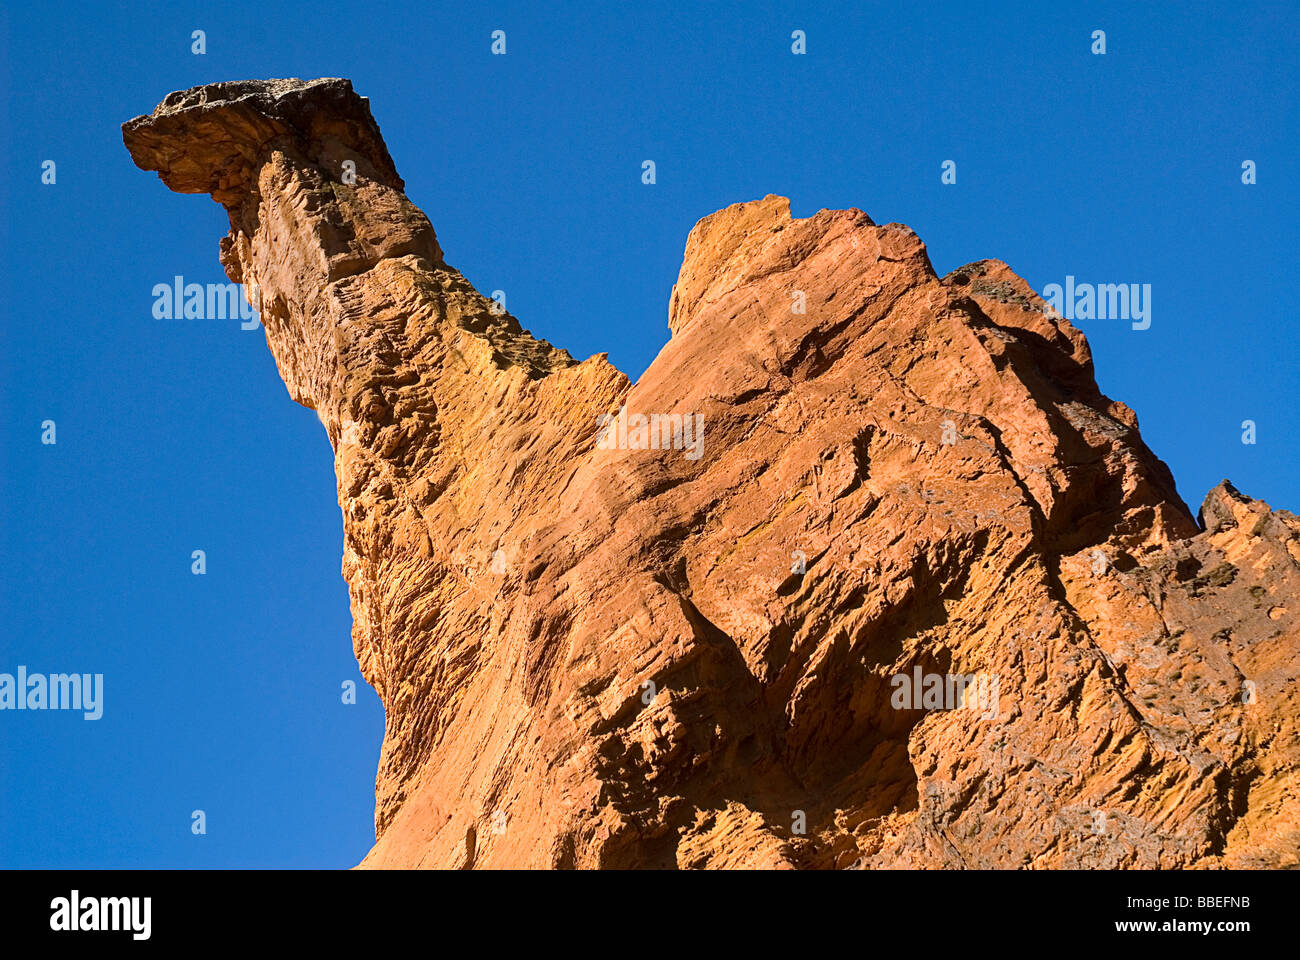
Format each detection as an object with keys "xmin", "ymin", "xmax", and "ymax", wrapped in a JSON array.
[{"xmin": 124, "ymin": 78, "xmax": 1299, "ymax": 869}]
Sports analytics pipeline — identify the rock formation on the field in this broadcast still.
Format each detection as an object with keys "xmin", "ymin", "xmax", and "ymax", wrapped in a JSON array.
[{"xmin": 123, "ymin": 78, "xmax": 1299, "ymax": 869}]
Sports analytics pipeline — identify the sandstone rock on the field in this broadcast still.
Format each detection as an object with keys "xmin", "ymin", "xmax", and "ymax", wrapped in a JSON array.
[{"xmin": 124, "ymin": 78, "xmax": 1299, "ymax": 869}]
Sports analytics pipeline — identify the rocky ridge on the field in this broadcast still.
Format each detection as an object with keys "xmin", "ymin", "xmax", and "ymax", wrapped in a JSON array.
[{"xmin": 124, "ymin": 78, "xmax": 1299, "ymax": 869}]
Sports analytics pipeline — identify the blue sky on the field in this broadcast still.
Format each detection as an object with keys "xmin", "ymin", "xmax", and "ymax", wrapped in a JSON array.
[{"xmin": 1, "ymin": 1, "xmax": 1296, "ymax": 868}]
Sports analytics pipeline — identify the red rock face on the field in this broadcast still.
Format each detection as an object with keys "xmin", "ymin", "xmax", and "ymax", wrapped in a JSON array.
[{"xmin": 124, "ymin": 78, "xmax": 1299, "ymax": 869}]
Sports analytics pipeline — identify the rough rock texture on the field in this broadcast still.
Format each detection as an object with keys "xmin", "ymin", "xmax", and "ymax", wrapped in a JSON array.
[{"xmin": 124, "ymin": 78, "xmax": 1299, "ymax": 869}]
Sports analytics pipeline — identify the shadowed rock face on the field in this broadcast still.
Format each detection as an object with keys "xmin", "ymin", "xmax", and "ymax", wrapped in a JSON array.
[{"xmin": 124, "ymin": 78, "xmax": 1299, "ymax": 869}]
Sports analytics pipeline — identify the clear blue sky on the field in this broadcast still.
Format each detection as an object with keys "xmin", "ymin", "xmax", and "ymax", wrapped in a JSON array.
[{"xmin": 1, "ymin": 1, "xmax": 1296, "ymax": 868}]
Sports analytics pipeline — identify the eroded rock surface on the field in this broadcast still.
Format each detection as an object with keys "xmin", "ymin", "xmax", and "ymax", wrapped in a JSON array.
[{"xmin": 124, "ymin": 78, "xmax": 1299, "ymax": 869}]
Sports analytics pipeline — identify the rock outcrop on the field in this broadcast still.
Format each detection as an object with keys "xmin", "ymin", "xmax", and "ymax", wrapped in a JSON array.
[{"xmin": 124, "ymin": 78, "xmax": 1299, "ymax": 869}]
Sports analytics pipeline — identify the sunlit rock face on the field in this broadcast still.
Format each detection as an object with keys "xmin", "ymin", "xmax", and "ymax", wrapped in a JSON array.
[{"xmin": 125, "ymin": 79, "xmax": 1299, "ymax": 869}]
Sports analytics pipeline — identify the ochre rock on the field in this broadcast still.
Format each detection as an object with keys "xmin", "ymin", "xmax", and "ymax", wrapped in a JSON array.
[{"xmin": 124, "ymin": 79, "xmax": 1299, "ymax": 869}]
